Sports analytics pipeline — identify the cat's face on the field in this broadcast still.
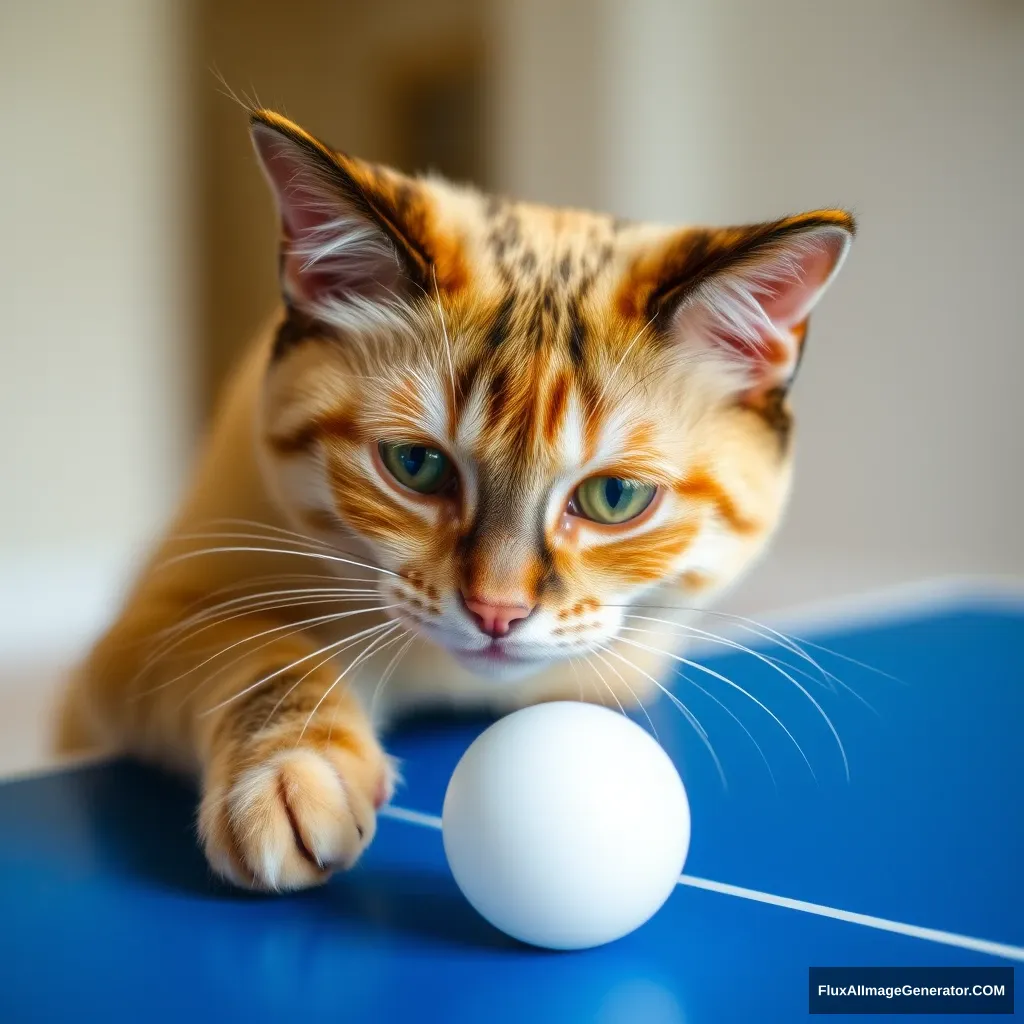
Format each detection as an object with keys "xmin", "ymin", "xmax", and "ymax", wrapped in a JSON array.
[{"xmin": 251, "ymin": 111, "xmax": 852, "ymax": 684}]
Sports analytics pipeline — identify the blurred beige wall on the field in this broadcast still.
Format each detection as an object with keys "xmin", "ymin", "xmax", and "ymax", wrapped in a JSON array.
[
  {"xmin": 494, "ymin": 0, "xmax": 1024, "ymax": 612},
  {"xmin": 0, "ymin": 0, "xmax": 192, "ymax": 658}
]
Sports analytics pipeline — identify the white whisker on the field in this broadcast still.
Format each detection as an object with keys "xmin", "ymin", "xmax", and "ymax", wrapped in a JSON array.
[
  {"xmin": 694, "ymin": 606, "xmax": 904, "ymax": 684},
  {"xmin": 600, "ymin": 645, "xmax": 727, "ymax": 789},
  {"xmin": 189, "ymin": 601, "xmax": 394, "ymax": 684},
  {"xmin": 257, "ymin": 637, "xmax": 357, "ymax": 732},
  {"xmin": 591, "ymin": 647, "xmax": 659, "ymax": 739},
  {"xmin": 172, "ymin": 530, "xmax": 334, "ymax": 555},
  {"xmin": 154, "ymin": 545, "xmax": 400, "ymax": 578},
  {"xmin": 584, "ymin": 654, "xmax": 629, "ymax": 718},
  {"xmin": 628, "ymin": 603, "xmax": 902, "ymax": 687},
  {"xmin": 326, "ymin": 625, "xmax": 410, "ymax": 743},
  {"xmin": 166, "ymin": 573, "xmax": 376, "ymax": 629},
  {"xmin": 135, "ymin": 593, "xmax": 381, "ymax": 694},
  {"xmin": 622, "ymin": 616, "xmax": 850, "ymax": 780},
  {"xmin": 139, "ymin": 604, "xmax": 396, "ymax": 702},
  {"xmin": 156, "ymin": 586, "xmax": 380, "ymax": 638},
  {"xmin": 202, "ymin": 517, "xmax": 339, "ymax": 551},
  {"xmin": 567, "ymin": 658, "xmax": 586, "ymax": 703},
  {"xmin": 201, "ymin": 619, "xmax": 396, "ymax": 718},
  {"xmin": 260, "ymin": 623, "xmax": 409, "ymax": 733},
  {"xmin": 432, "ymin": 265, "xmax": 457, "ymax": 405},
  {"xmin": 135, "ymin": 595, "xmax": 386, "ymax": 690},
  {"xmin": 369, "ymin": 633, "xmax": 416, "ymax": 718},
  {"xmin": 604, "ymin": 644, "xmax": 776, "ymax": 789},
  {"xmin": 780, "ymin": 631, "xmax": 906, "ymax": 685},
  {"xmin": 301, "ymin": 621, "xmax": 405, "ymax": 742},
  {"xmin": 617, "ymin": 630, "xmax": 826, "ymax": 781},
  {"xmin": 154, "ymin": 586, "xmax": 380, "ymax": 638},
  {"xmin": 690, "ymin": 609, "xmax": 842, "ymax": 688},
  {"xmin": 763, "ymin": 653, "xmax": 880, "ymax": 717},
  {"xmin": 621, "ymin": 613, "xmax": 879, "ymax": 715},
  {"xmin": 598, "ymin": 314, "xmax": 656, "ymax": 406}
]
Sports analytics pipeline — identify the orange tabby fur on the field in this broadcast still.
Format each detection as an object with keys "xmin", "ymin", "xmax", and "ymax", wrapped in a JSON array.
[{"xmin": 57, "ymin": 109, "xmax": 853, "ymax": 891}]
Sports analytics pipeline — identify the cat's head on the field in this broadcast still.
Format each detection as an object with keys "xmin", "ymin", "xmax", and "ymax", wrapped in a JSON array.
[{"xmin": 250, "ymin": 110, "xmax": 852, "ymax": 683}]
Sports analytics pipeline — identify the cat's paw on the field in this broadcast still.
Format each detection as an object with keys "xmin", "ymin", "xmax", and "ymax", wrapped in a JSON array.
[{"xmin": 199, "ymin": 742, "xmax": 395, "ymax": 892}]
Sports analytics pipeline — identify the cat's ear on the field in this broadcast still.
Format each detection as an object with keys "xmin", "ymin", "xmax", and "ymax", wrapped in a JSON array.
[
  {"xmin": 636, "ymin": 212, "xmax": 853, "ymax": 393},
  {"xmin": 250, "ymin": 110, "xmax": 436, "ymax": 326}
]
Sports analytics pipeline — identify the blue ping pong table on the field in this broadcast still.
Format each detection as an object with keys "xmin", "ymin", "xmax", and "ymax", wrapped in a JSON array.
[{"xmin": 0, "ymin": 587, "xmax": 1020, "ymax": 1021}]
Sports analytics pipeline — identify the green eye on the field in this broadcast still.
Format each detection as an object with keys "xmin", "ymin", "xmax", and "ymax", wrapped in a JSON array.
[
  {"xmin": 379, "ymin": 441, "xmax": 454, "ymax": 495},
  {"xmin": 573, "ymin": 476, "xmax": 657, "ymax": 525}
]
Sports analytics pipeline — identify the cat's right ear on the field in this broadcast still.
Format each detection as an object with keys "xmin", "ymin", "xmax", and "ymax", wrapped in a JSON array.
[
  {"xmin": 250, "ymin": 110, "xmax": 434, "ymax": 328},
  {"xmin": 619, "ymin": 211, "xmax": 853, "ymax": 397}
]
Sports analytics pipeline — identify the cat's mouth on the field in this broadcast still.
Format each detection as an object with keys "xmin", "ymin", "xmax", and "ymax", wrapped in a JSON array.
[
  {"xmin": 451, "ymin": 641, "xmax": 545, "ymax": 667},
  {"xmin": 398, "ymin": 611, "xmax": 562, "ymax": 678}
]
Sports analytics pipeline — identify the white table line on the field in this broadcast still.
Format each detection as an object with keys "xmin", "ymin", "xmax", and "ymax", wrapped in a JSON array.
[
  {"xmin": 677, "ymin": 875, "xmax": 1024, "ymax": 962},
  {"xmin": 380, "ymin": 805, "xmax": 444, "ymax": 830},
  {"xmin": 379, "ymin": 804, "xmax": 1024, "ymax": 963}
]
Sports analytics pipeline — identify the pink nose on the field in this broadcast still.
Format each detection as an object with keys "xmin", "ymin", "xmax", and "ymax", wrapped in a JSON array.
[{"xmin": 462, "ymin": 595, "xmax": 534, "ymax": 638}]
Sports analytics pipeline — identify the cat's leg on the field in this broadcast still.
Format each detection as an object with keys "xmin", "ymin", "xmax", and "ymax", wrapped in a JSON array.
[
  {"xmin": 63, "ymin": 609, "xmax": 395, "ymax": 891},
  {"xmin": 197, "ymin": 649, "xmax": 394, "ymax": 891}
]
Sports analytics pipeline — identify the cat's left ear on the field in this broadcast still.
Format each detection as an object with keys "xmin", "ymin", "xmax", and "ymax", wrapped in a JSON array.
[
  {"xmin": 249, "ymin": 110, "xmax": 450, "ymax": 328},
  {"xmin": 634, "ymin": 211, "xmax": 854, "ymax": 393}
]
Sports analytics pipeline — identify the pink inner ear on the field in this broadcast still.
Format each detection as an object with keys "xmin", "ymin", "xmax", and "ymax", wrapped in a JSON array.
[
  {"xmin": 757, "ymin": 229, "xmax": 848, "ymax": 330},
  {"xmin": 251, "ymin": 124, "xmax": 400, "ymax": 309},
  {"xmin": 672, "ymin": 226, "xmax": 849, "ymax": 389},
  {"xmin": 252, "ymin": 126, "xmax": 326, "ymax": 239}
]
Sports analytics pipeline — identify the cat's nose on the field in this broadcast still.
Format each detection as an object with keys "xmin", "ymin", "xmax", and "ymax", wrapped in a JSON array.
[{"xmin": 461, "ymin": 594, "xmax": 535, "ymax": 638}]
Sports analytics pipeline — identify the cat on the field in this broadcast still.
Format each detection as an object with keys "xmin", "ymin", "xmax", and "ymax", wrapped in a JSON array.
[{"xmin": 56, "ymin": 108, "xmax": 853, "ymax": 891}]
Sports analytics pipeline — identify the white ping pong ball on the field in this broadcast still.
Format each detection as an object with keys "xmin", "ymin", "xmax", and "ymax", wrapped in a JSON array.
[{"xmin": 441, "ymin": 701, "xmax": 691, "ymax": 950}]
